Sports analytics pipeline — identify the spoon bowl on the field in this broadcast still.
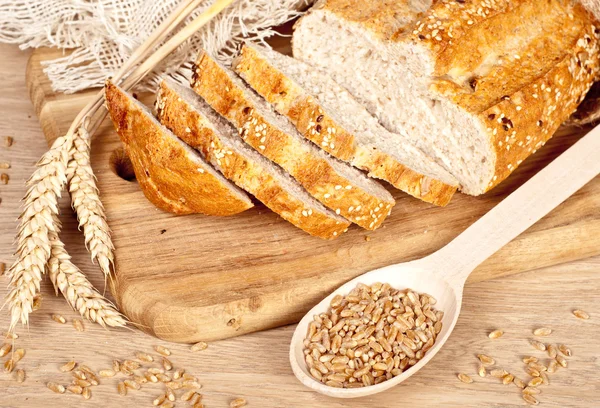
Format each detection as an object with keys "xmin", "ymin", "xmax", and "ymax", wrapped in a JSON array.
[
  {"xmin": 290, "ymin": 125, "xmax": 600, "ymax": 398},
  {"xmin": 290, "ymin": 256, "xmax": 464, "ymax": 398}
]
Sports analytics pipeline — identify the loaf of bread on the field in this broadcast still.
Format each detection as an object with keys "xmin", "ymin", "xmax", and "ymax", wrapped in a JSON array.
[
  {"xmin": 156, "ymin": 78, "xmax": 351, "ymax": 239},
  {"xmin": 293, "ymin": 0, "xmax": 600, "ymax": 195},
  {"xmin": 104, "ymin": 80, "xmax": 253, "ymax": 216},
  {"xmin": 191, "ymin": 51, "xmax": 397, "ymax": 229}
]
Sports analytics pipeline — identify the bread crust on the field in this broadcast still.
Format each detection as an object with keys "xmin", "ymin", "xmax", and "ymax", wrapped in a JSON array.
[
  {"xmin": 156, "ymin": 80, "xmax": 350, "ymax": 239},
  {"xmin": 191, "ymin": 52, "xmax": 396, "ymax": 229},
  {"xmin": 104, "ymin": 81, "xmax": 253, "ymax": 216},
  {"xmin": 232, "ymin": 44, "xmax": 457, "ymax": 206},
  {"xmin": 300, "ymin": 0, "xmax": 600, "ymax": 193}
]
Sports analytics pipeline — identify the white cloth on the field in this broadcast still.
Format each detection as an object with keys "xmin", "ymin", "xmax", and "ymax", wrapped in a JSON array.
[{"xmin": 0, "ymin": 0, "xmax": 310, "ymax": 93}]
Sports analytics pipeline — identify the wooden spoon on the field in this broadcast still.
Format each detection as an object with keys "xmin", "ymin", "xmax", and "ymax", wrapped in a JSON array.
[{"xmin": 290, "ymin": 125, "xmax": 600, "ymax": 398}]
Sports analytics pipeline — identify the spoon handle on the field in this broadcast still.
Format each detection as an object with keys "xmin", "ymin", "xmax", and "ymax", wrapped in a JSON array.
[{"xmin": 436, "ymin": 125, "xmax": 600, "ymax": 288}]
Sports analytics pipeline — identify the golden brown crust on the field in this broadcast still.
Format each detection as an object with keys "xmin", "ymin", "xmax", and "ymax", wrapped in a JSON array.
[
  {"xmin": 232, "ymin": 44, "xmax": 457, "ymax": 206},
  {"xmin": 191, "ymin": 52, "xmax": 396, "ymax": 229},
  {"xmin": 104, "ymin": 80, "xmax": 253, "ymax": 216},
  {"xmin": 306, "ymin": 0, "xmax": 600, "ymax": 194},
  {"xmin": 156, "ymin": 80, "xmax": 350, "ymax": 239}
]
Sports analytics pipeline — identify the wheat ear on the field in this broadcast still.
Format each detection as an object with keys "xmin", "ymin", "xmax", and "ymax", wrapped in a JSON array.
[
  {"xmin": 67, "ymin": 126, "xmax": 114, "ymax": 277},
  {"xmin": 48, "ymin": 217, "xmax": 126, "ymax": 328},
  {"xmin": 6, "ymin": 134, "xmax": 73, "ymax": 331}
]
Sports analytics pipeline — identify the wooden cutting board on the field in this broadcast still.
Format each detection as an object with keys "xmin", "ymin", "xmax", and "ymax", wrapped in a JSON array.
[{"xmin": 26, "ymin": 43, "xmax": 600, "ymax": 344}]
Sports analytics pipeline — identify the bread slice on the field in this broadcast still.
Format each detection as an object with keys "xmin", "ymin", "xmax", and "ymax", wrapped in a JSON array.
[
  {"xmin": 231, "ymin": 43, "xmax": 458, "ymax": 207},
  {"xmin": 293, "ymin": 0, "xmax": 600, "ymax": 195},
  {"xmin": 156, "ymin": 78, "xmax": 350, "ymax": 239},
  {"xmin": 104, "ymin": 80, "xmax": 253, "ymax": 216},
  {"xmin": 190, "ymin": 52, "xmax": 396, "ymax": 229}
]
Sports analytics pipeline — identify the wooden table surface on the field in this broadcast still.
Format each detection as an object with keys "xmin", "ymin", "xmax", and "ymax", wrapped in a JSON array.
[{"xmin": 0, "ymin": 43, "xmax": 598, "ymax": 408}]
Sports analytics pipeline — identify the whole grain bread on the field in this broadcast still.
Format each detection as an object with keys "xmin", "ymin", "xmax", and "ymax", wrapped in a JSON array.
[
  {"xmin": 156, "ymin": 78, "xmax": 351, "ymax": 239},
  {"xmin": 191, "ymin": 51, "xmax": 396, "ymax": 229},
  {"xmin": 293, "ymin": 0, "xmax": 600, "ymax": 195},
  {"xmin": 232, "ymin": 43, "xmax": 458, "ymax": 206},
  {"xmin": 104, "ymin": 80, "xmax": 253, "ymax": 216}
]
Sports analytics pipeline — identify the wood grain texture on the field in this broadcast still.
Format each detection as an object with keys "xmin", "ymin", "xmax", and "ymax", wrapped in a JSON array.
[
  {"xmin": 1, "ymin": 43, "xmax": 599, "ymax": 408},
  {"xmin": 24, "ymin": 44, "xmax": 600, "ymax": 343}
]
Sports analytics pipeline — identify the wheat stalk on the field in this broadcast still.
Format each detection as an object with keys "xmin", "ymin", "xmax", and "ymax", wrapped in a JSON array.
[
  {"xmin": 67, "ymin": 125, "xmax": 114, "ymax": 277},
  {"xmin": 48, "ymin": 217, "xmax": 126, "ymax": 328},
  {"xmin": 5, "ymin": 134, "xmax": 73, "ymax": 331}
]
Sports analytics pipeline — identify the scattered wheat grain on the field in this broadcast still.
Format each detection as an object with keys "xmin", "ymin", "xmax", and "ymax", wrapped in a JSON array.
[
  {"xmin": 157, "ymin": 373, "xmax": 171, "ymax": 382},
  {"xmin": 166, "ymin": 387, "xmax": 175, "ymax": 401},
  {"xmin": 514, "ymin": 377, "xmax": 526, "ymax": 389},
  {"xmin": 1, "ymin": 173, "xmax": 9, "ymax": 184},
  {"xmin": 73, "ymin": 319, "xmax": 85, "ymax": 332},
  {"xmin": 530, "ymin": 340, "xmax": 546, "ymax": 351},
  {"xmin": 135, "ymin": 351, "xmax": 153, "ymax": 362},
  {"xmin": 529, "ymin": 362, "xmax": 547, "ymax": 372},
  {"xmin": 523, "ymin": 356, "xmax": 538, "ymax": 364},
  {"xmin": 181, "ymin": 390, "xmax": 196, "ymax": 402},
  {"xmin": 523, "ymin": 386, "xmax": 541, "ymax": 395},
  {"xmin": 533, "ymin": 327, "xmax": 552, "ymax": 336},
  {"xmin": 523, "ymin": 394, "xmax": 539, "ymax": 405},
  {"xmin": 490, "ymin": 369, "xmax": 509, "ymax": 378},
  {"xmin": 502, "ymin": 374, "xmax": 514, "ymax": 385},
  {"xmin": 190, "ymin": 393, "xmax": 203, "ymax": 405},
  {"xmin": 74, "ymin": 379, "xmax": 92, "ymax": 388},
  {"xmin": 0, "ymin": 343, "xmax": 11, "ymax": 357},
  {"xmin": 82, "ymin": 387, "xmax": 92, "ymax": 400},
  {"xmin": 477, "ymin": 364, "xmax": 486, "ymax": 377},
  {"xmin": 540, "ymin": 371, "xmax": 549, "ymax": 385},
  {"xmin": 99, "ymin": 369, "xmax": 116, "ymax": 377},
  {"xmin": 547, "ymin": 344, "xmax": 558, "ymax": 358},
  {"xmin": 32, "ymin": 296, "xmax": 42, "ymax": 311},
  {"xmin": 556, "ymin": 354, "xmax": 568, "ymax": 368},
  {"xmin": 162, "ymin": 357, "xmax": 173, "ymax": 371},
  {"xmin": 16, "ymin": 368, "xmax": 25, "ymax": 383},
  {"xmin": 154, "ymin": 345, "xmax": 171, "ymax": 356},
  {"xmin": 112, "ymin": 360, "xmax": 121, "ymax": 372},
  {"xmin": 60, "ymin": 360, "xmax": 77, "ymax": 372},
  {"xmin": 5, "ymin": 136, "xmax": 13, "ymax": 147},
  {"xmin": 230, "ymin": 397, "xmax": 247, "ymax": 407},
  {"xmin": 547, "ymin": 360, "xmax": 558, "ymax": 373},
  {"xmin": 124, "ymin": 379, "xmax": 140, "ymax": 390},
  {"xmin": 477, "ymin": 354, "xmax": 495, "ymax": 365},
  {"xmin": 162, "ymin": 402, "xmax": 175, "ymax": 408},
  {"xmin": 0, "ymin": 162, "xmax": 10, "ymax": 169},
  {"xmin": 191, "ymin": 342, "xmax": 208, "ymax": 352},
  {"xmin": 458, "ymin": 373, "xmax": 473, "ymax": 383},
  {"xmin": 123, "ymin": 360, "xmax": 140, "ymax": 370},
  {"xmin": 52, "ymin": 314, "xmax": 66, "ymax": 324},
  {"xmin": 153, "ymin": 393, "xmax": 166, "ymax": 406},
  {"xmin": 572, "ymin": 310, "xmax": 589, "ymax": 320},
  {"xmin": 117, "ymin": 381, "xmax": 127, "ymax": 396},
  {"xmin": 47, "ymin": 382, "xmax": 65, "ymax": 394},
  {"xmin": 173, "ymin": 368, "xmax": 184, "ymax": 380},
  {"xmin": 72, "ymin": 370, "xmax": 87, "ymax": 380},
  {"xmin": 558, "ymin": 344, "xmax": 572, "ymax": 357},
  {"xmin": 13, "ymin": 348, "xmax": 25, "ymax": 363},
  {"xmin": 67, "ymin": 385, "xmax": 83, "ymax": 394},
  {"xmin": 2, "ymin": 331, "xmax": 16, "ymax": 340},
  {"xmin": 488, "ymin": 330, "xmax": 503, "ymax": 339},
  {"xmin": 528, "ymin": 377, "xmax": 543, "ymax": 387},
  {"xmin": 4, "ymin": 359, "xmax": 14, "ymax": 373}
]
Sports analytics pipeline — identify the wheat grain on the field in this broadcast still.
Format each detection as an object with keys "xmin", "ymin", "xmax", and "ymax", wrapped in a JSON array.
[
  {"xmin": 162, "ymin": 357, "xmax": 173, "ymax": 371},
  {"xmin": 82, "ymin": 387, "xmax": 92, "ymax": 400},
  {"xmin": 47, "ymin": 382, "xmax": 66, "ymax": 394},
  {"xmin": 529, "ymin": 362, "xmax": 547, "ymax": 372},
  {"xmin": 112, "ymin": 360, "xmax": 121, "ymax": 372},
  {"xmin": 173, "ymin": 368, "xmax": 185, "ymax": 380},
  {"xmin": 4, "ymin": 359, "xmax": 14, "ymax": 373},
  {"xmin": 547, "ymin": 360, "xmax": 558, "ymax": 373},
  {"xmin": 67, "ymin": 127, "xmax": 114, "ymax": 277},
  {"xmin": 124, "ymin": 379, "xmax": 141, "ymax": 390},
  {"xmin": 162, "ymin": 402, "xmax": 175, "ymax": 408},
  {"xmin": 1, "ymin": 173, "xmax": 9, "ymax": 184},
  {"xmin": 528, "ymin": 377, "xmax": 543, "ymax": 387},
  {"xmin": 154, "ymin": 345, "xmax": 171, "ymax": 356},
  {"xmin": 52, "ymin": 314, "xmax": 66, "ymax": 324},
  {"xmin": 6, "ymin": 134, "xmax": 73, "ymax": 332},
  {"xmin": 488, "ymin": 330, "xmax": 503, "ymax": 339},
  {"xmin": 530, "ymin": 340, "xmax": 546, "ymax": 351},
  {"xmin": 458, "ymin": 373, "xmax": 473, "ymax": 383},
  {"xmin": 190, "ymin": 393, "xmax": 203, "ymax": 405},
  {"xmin": 502, "ymin": 374, "xmax": 514, "ymax": 385},
  {"xmin": 67, "ymin": 385, "xmax": 83, "ymax": 394},
  {"xmin": 181, "ymin": 389, "xmax": 197, "ymax": 402},
  {"xmin": 191, "ymin": 342, "xmax": 208, "ymax": 352},
  {"xmin": 123, "ymin": 360, "xmax": 141, "ymax": 371},
  {"xmin": 477, "ymin": 354, "xmax": 495, "ymax": 365},
  {"xmin": 490, "ymin": 369, "xmax": 509, "ymax": 378},
  {"xmin": 117, "ymin": 381, "xmax": 127, "ymax": 396},
  {"xmin": 540, "ymin": 371, "xmax": 549, "ymax": 385},
  {"xmin": 73, "ymin": 319, "xmax": 85, "ymax": 332},
  {"xmin": 47, "ymin": 223, "xmax": 126, "ymax": 328},
  {"xmin": 572, "ymin": 310, "xmax": 589, "ymax": 320},
  {"xmin": 32, "ymin": 296, "xmax": 42, "ymax": 311},
  {"xmin": 547, "ymin": 344, "xmax": 558, "ymax": 358},
  {"xmin": 135, "ymin": 351, "xmax": 154, "ymax": 362},
  {"xmin": 74, "ymin": 379, "xmax": 92, "ymax": 388},
  {"xmin": 157, "ymin": 373, "xmax": 171, "ymax": 382},
  {"xmin": 0, "ymin": 162, "xmax": 10, "ymax": 169},
  {"xmin": 477, "ymin": 364, "xmax": 486, "ymax": 377},
  {"xmin": 556, "ymin": 354, "xmax": 568, "ymax": 368},
  {"xmin": 153, "ymin": 393, "xmax": 167, "ymax": 406},
  {"xmin": 0, "ymin": 263, "xmax": 5, "ymax": 276},
  {"xmin": 533, "ymin": 327, "xmax": 552, "ymax": 336},
  {"xmin": 134, "ymin": 375, "xmax": 148, "ymax": 385},
  {"xmin": 558, "ymin": 344, "xmax": 572, "ymax": 357},
  {"xmin": 523, "ymin": 394, "xmax": 539, "ymax": 405},
  {"xmin": 5, "ymin": 136, "xmax": 13, "ymax": 147},
  {"xmin": 99, "ymin": 369, "xmax": 116, "ymax": 377},
  {"xmin": 523, "ymin": 356, "xmax": 538, "ymax": 364},
  {"xmin": 72, "ymin": 370, "xmax": 87, "ymax": 380},
  {"xmin": 166, "ymin": 387, "xmax": 176, "ymax": 402},
  {"xmin": 230, "ymin": 398, "xmax": 247, "ymax": 407},
  {"xmin": 16, "ymin": 368, "xmax": 25, "ymax": 383},
  {"xmin": 1, "ymin": 331, "xmax": 16, "ymax": 340},
  {"xmin": 514, "ymin": 377, "xmax": 526, "ymax": 389},
  {"xmin": 0, "ymin": 343, "xmax": 11, "ymax": 357}
]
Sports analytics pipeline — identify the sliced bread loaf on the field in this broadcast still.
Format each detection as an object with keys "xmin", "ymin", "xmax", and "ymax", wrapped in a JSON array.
[
  {"xmin": 190, "ymin": 52, "xmax": 395, "ymax": 230},
  {"xmin": 104, "ymin": 80, "xmax": 253, "ymax": 216},
  {"xmin": 293, "ymin": 0, "xmax": 600, "ymax": 195},
  {"xmin": 156, "ymin": 78, "xmax": 350, "ymax": 239},
  {"xmin": 231, "ymin": 43, "xmax": 458, "ymax": 207}
]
